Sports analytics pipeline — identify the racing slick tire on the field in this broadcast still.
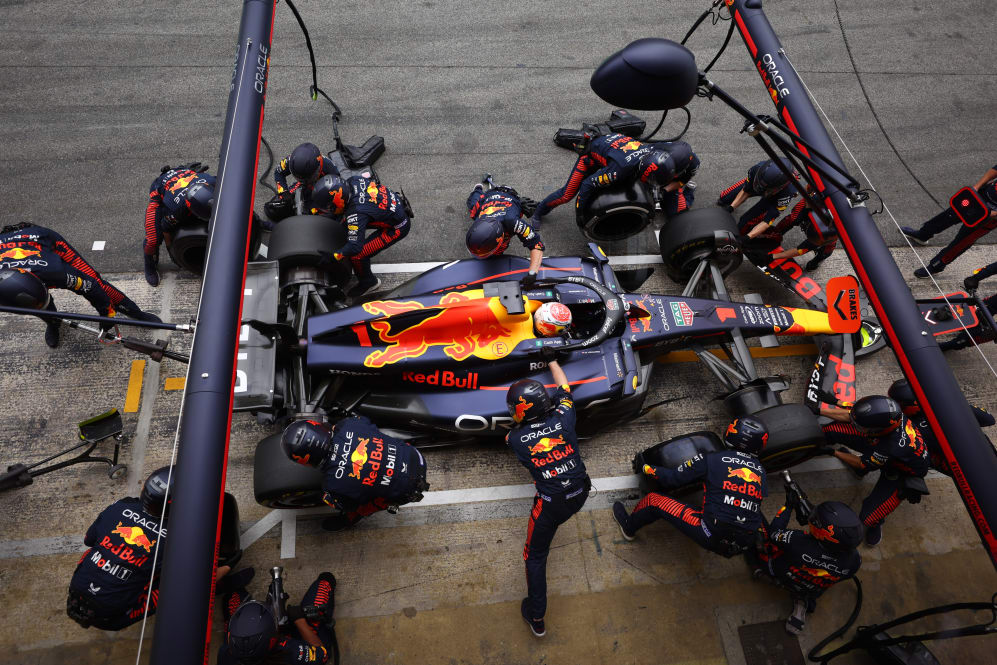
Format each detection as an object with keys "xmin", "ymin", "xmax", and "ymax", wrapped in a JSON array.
[
  {"xmin": 253, "ymin": 432, "xmax": 325, "ymax": 508},
  {"xmin": 166, "ymin": 218, "xmax": 263, "ymax": 275},
  {"xmin": 267, "ymin": 214, "xmax": 351, "ymax": 288},
  {"xmin": 750, "ymin": 403, "xmax": 824, "ymax": 471},
  {"xmin": 635, "ymin": 431, "xmax": 723, "ymax": 495},
  {"xmin": 658, "ymin": 207, "xmax": 742, "ymax": 283},
  {"xmin": 576, "ymin": 180, "xmax": 655, "ymax": 242}
]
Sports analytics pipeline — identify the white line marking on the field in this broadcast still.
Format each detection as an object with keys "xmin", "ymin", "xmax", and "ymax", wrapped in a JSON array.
[
  {"xmin": 91, "ymin": 240, "xmax": 106, "ymax": 251},
  {"xmin": 238, "ymin": 508, "xmax": 282, "ymax": 550},
  {"xmin": 280, "ymin": 511, "xmax": 296, "ymax": 559},
  {"xmin": 258, "ymin": 243, "xmax": 268, "ymax": 258},
  {"xmin": 244, "ymin": 288, "xmax": 253, "ymax": 296}
]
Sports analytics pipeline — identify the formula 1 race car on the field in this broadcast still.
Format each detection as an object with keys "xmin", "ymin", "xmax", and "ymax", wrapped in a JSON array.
[{"xmin": 240, "ymin": 205, "xmax": 863, "ymax": 507}]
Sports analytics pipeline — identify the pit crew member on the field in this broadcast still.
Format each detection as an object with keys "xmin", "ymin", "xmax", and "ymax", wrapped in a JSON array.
[
  {"xmin": 309, "ymin": 174, "xmax": 413, "ymax": 299},
  {"xmin": 820, "ymin": 395, "xmax": 930, "ymax": 546},
  {"xmin": 465, "ymin": 183, "xmax": 543, "ymax": 280},
  {"xmin": 901, "ymin": 163, "xmax": 997, "ymax": 278},
  {"xmin": 506, "ymin": 358, "xmax": 590, "ymax": 637},
  {"xmin": 142, "ymin": 163, "xmax": 215, "ymax": 286},
  {"xmin": 930, "ymin": 261, "xmax": 997, "ymax": 351},
  {"xmin": 274, "ymin": 142, "xmax": 339, "ymax": 196},
  {"xmin": 0, "ymin": 223, "xmax": 160, "ymax": 347},
  {"xmin": 745, "ymin": 190, "xmax": 838, "ymax": 272},
  {"xmin": 219, "ymin": 572, "xmax": 336, "ymax": 664},
  {"xmin": 532, "ymin": 135, "xmax": 698, "ymax": 224},
  {"xmin": 281, "ymin": 416, "xmax": 429, "ymax": 532},
  {"xmin": 613, "ymin": 416, "xmax": 769, "ymax": 556},
  {"xmin": 717, "ymin": 158, "xmax": 800, "ymax": 234},
  {"xmin": 749, "ymin": 494, "xmax": 863, "ymax": 635}
]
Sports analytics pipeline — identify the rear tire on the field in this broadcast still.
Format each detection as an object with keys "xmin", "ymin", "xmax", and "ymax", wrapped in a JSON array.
[
  {"xmin": 253, "ymin": 432, "xmax": 325, "ymax": 508},
  {"xmin": 658, "ymin": 207, "xmax": 742, "ymax": 283},
  {"xmin": 575, "ymin": 180, "xmax": 655, "ymax": 242},
  {"xmin": 268, "ymin": 215, "xmax": 351, "ymax": 288},
  {"xmin": 166, "ymin": 218, "xmax": 263, "ymax": 275},
  {"xmin": 635, "ymin": 431, "xmax": 723, "ymax": 495},
  {"xmin": 751, "ymin": 403, "xmax": 824, "ymax": 471}
]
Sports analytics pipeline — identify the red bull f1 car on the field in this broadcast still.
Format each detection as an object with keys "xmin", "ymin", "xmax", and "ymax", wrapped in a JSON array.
[{"xmin": 243, "ymin": 207, "xmax": 867, "ymax": 507}]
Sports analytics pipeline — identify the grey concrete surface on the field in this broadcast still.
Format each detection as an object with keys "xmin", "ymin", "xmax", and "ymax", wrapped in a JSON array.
[{"xmin": 0, "ymin": 1, "xmax": 996, "ymax": 664}]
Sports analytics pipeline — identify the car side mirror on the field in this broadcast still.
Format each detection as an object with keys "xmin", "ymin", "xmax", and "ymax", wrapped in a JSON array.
[{"xmin": 590, "ymin": 38, "xmax": 700, "ymax": 111}]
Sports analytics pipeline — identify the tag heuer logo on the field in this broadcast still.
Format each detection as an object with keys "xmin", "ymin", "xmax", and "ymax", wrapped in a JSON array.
[{"xmin": 670, "ymin": 301, "xmax": 694, "ymax": 326}]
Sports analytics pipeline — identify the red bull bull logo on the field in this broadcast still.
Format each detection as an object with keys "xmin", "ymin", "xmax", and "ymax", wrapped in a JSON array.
[
  {"xmin": 529, "ymin": 435, "xmax": 565, "ymax": 455},
  {"xmin": 514, "ymin": 396, "xmax": 533, "ymax": 422},
  {"xmin": 349, "ymin": 437, "xmax": 370, "ymax": 479},
  {"xmin": 0, "ymin": 247, "xmax": 40, "ymax": 261},
  {"xmin": 631, "ymin": 298, "xmax": 653, "ymax": 333},
  {"xmin": 810, "ymin": 523, "xmax": 838, "ymax": 543},
  {"xmin": 168, "ymin": 173, "xmax": 197, "ymax": 192},
  {"xmin": 800, "ymin": 565, "xmax": 832, "ymax": 578},
  {"xmin": 620, "ymin": 140, "xmax": 642, "ymax": 152},
  {"xmin": 362, "ymin": 291, "xmax": 515, "ymax": 368},
  {"xmin": 111, "ymin": 522, "xmax": 156, "ymax": 553},
  {"xmin": 727, "ymin": 467, "xmax": 761, "ymax": 484}
]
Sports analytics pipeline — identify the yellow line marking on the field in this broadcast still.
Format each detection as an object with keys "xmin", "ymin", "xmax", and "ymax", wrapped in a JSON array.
[
  {"xmin": 657, "ymin": 343, "xmax": 819, "ymax": 364},
  {"xmin": 164, "ymin": 377, "xmax": 186, "ymax": 391},
  {"xmin": 123, "ymin": 360, "xmax": 146, "ymax": 412}
]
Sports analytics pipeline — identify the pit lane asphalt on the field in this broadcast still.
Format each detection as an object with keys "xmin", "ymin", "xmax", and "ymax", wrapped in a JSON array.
[{"xmin": 1, "ymin": 1, "xmax": 995, "ymax": 663}]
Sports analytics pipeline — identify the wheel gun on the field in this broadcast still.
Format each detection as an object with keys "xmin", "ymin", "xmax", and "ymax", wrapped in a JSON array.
[{"xmin": 782, "ymin": 470, "xmax": 815, "ymax": 525}]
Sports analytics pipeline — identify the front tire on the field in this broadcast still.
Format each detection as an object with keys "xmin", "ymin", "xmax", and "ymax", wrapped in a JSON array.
[
  {"xmin": 658, "ymin": 207, "xmax": 742, "ymax": 283},
  {"xmin": 253, "ymin": 432, "xmax": 325, "ymax": 508}
]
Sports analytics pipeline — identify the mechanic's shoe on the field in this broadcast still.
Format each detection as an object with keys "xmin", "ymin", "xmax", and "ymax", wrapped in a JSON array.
[
  {"xmin": 684, "ymin": 181, "xmax": 697, "ymax": 192},
  {"xmin": 864, "ymin": 523, "xmax": 883, "ymax": 546},
  {"xmin": 521, "ymin": 598, "xmax": 546, "ymax": 638},
  {"xmin": 44, "ymin": 322, "xmax": 60, "ymax": 348},
  {"xmin": 216, "ymin": 567, "xmax": 255, "ymax": 596},
  {"xmin": 321, "ymin": 515, "xmax": 353, "ymax": 532},
  {"xmin": 900, "ymin": 226, "xmax": 929, "ymax": 246},
  {"xmin": 612, "ymin": 501, "xmax": 636, "ymax": 541},
  {"xmin": 785, "ymin": 599, "xmax": 807, "ymax": 635},
  {"xmin": 347, "ymin": 277, "xmax": 381, "ymax": 299},
  {"xmin": 804, "ymin": 257, "xmax": 826, "ymax": 272},
  {"xmin": 143, "ymin": 252, "xmax": 160, "ymax": 287},
  {"xmin": 937, "ymin": 337, "xmax": 968, "ymax": 352},
  {"xmin": 914, "ymin": 264, "xmax": 944, "ymax": 279}
]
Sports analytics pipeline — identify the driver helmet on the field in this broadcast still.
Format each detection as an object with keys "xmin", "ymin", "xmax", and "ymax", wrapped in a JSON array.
[
  {"xmin": 506, "ymin": 379, "xmax": 551, "ymax": 423},
  {"xmin": 141, "ymin": 466, "xmax": 175, "ymax": 519},
  {"xmin": 850, "ymin": 395, "xmax": 903, "ymax": 436},
  {"xmin": 534, "ymin": 302, "xmax": 572, "ymax": 337},
  {"xmin": 723, "ymin": 416, "xmax": 768, "ymax": 454},
  {"xmin": 288, "ymin": 142, "xmax": 323, "ymax": 183},
  {"xmin": 182, "ymin": 182, "xmax": 215, "ymax": 222},
  {"xmin": 281, "ymin": 420, "xmax": 334, "ymax": 468},
  {"xmin": 887, "ymin": 379, "xmax": 919, "ymax": 415},
  {"xmin": 0, "ymin": 268, "xmax": 49, "ymax": 309},
  {"xmin": 310, "ymin": 175, "xmax": 351, "ymax": 216},
  {"xmin": 637, "ymin": 149, "xmax": 676, "ymax": 187},
  {"xmin": 465, "ymin": 219, "xmax": 506, "ymax": 259},
  {"xmin": 227, "ymin": 600, "xmax": 277, "ymax": 664},
  {"xmin": 809, "ymin": 500, "xmax": 863, "ymax": 552},
  {"xmin": 751, "ymin": 158, "xmax": 798, "ymax": 198}
]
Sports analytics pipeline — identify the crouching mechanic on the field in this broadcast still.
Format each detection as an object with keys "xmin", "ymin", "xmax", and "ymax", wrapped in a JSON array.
[
  {"xmin": 933, "ymin": 261, "xmax": 997, "ymax": 351},
  {"xmin": 532, "ymin": 134, "xmax": 698, "ymax": 224},
  {"xmin": 465, "ymin": 182, "xmax": 544, "ymax": 280},
  {"xmin": 717, "ymin": 158, "xmax": 799, "ymax": 234},
  {"xmin": 274, "ymin": 142, "xmax": 339, "ymax": 198},
  {"xmin": 820, "ymin": 395, "xmax": 930, "ymax": 546},
  {"xmin": 142, "ymin": 163, "xmax": 215, "ymax": 286},
  {"xmin": 0, "ymin": 223, "xmax": 160, "ymax": 347},
  {"xmin": 310, "ymin": 174, "xmax": 413, "ymax": 299},
  {"xmin": 219, "ymin": 572, "xmax": 336, "ymax": 664},
  {"xmin": 505, "ymin": 358, "xmax": 589, "ymax": 637},
  {"xmin": 281, "ymin": 416, "xmax": 429, "ymax": 532},
  {"xmin": 749, "ymin": 493, "xmax": 862, "ymax": 634},
  {"xmin": 613, "ymin": 416, "xmax": 769, "ymax": 556}
]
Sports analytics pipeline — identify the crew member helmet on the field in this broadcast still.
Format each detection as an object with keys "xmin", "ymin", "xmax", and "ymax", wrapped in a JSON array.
[
  {"xmin": 465, "ymin": 219, "xmax": 506, "ymax": 259},
  {"xmin": 182, "ymin": 182, "xmax": 215, "ymax": 222},
  {"xmin": 492, "ymin": 185, "xmax": 520, "ymax": 199},
  {"xmin": 534, "ymin": 302, "xmax": 572, "ymax": 337},
  {"xmin": 661, "ymin": 141, "xmax": 697, "ymax": 182},
  {"xmin": 887, "ymin": 379, "xmax": 919, "ymax": 414},
  {"xmin": 281, "ymin": 420, "xmax": 334, "ymax": 468},
  {"xmin": 141, "ymin": 466, "xmax": 175, "ymax": 518},
  {"xmin": 637, "ymin": 150, "xmax": 676, "ymax": 187},
  {"xmin": 310, "ymin": 175, "xmax": 350, "ymax": 216},
  {"xmin": 289, "ymin": 142, "xmax": 323, "ymax": 182},
  {"xmin": 227, "ymin": 601, "xmax": 277, "ymax": 664},
  {"xmin": 723, "ymin": 416, "xmax": 769, "ymax": 454},
  {"xmin": 850, "ymin": 395, "xmax": 903, "ymax": 435},
  {"xmin": 507, "ymin": 379, "xmax": 551, "ymax": 423},
  {"xmin": 751, "ymin": 158, "xmax": 797, "ymax": 198},
  {"xmin": 809, "ymin": 501, "xmax": 863, "ymax": 551},
  {"xmin": 0, "ymin": 268, "xmax": 49, "ymax": 309}
]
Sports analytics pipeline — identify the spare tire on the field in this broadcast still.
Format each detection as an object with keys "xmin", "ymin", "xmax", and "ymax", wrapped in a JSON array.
[
  {"xmin": 253, "ymin": 432, "xmax": 325, "ymax": 508},
  {"xmin": 658, "ymin": 207, "xmax": 742, "ymax": 283},
  {"xmin": 166, "ymin": 217, "xmax": 263, "ymax": 275},
  {"xmin": 576, "ymin": 179, "xmax": 655, "ymax": 242},
  {"xmin": 268, "ymin": 214, "xmax": 351, "ymax": 288},
  {"xmin": 634, "ymin": 431, "xmax": 723, "ymax": 495},
  {"xmin": 751, "ymin": 403, "xmax": 824, "ymax": 471}
]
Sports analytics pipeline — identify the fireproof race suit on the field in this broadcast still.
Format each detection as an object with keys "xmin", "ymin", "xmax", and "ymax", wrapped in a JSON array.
[
  {"xmin": 143, "ymin": 166, "xmax": 216, "ymax": 255},
  {"xmin": 0, "ymin": 224, "xmax": 142, "ymax": 317},
  {"xmin": 319, "ymin": 416, "xmax": 428, "ymax": 525},
  {"xmin": 67, "ymin": 498, "xmax": 165, "ymax": 630},
  {"xmin": 898, "ymin": 401, "xmax": 994, "ymax": 473},
  {"xmin": 823, "ymin": 418, "xmax": 930, "ymax": 528},
  {"xmin": 506, "ymin": 385, "xmax": 590, "ymax": 619},
  {"xmin": 332, "ymin": 176, "xmax": 411, "ymax": 283},
  {"xmin": 717, "ymin": 160, "xmax": 798, "ymax": 233},
  {"xmin": 274, "ymin": 153, "xmax": 339, "ymax": 195},
  {"xmin": 534, "ymin": 134, "xmax": 697, "ymax": 221},
  {"xmin": 771, "ymin": 199, "xmax": 837, "ymax": 265},
  {"xmin": 622, "ymin": 450, "xmax": 768, "ymax": 556},
  {"xmin": 466, "ymin": 188, "xmax": 544, "ymax": 254}
]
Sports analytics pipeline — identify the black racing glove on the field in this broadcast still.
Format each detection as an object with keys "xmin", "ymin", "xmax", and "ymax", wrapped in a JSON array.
[
  {"xmin": 521, "ymin": 271, "xmax": 538, "ymax": 288},
  {"xmin": 286, "ymin": 605, "xmax": 306, "ymax": 622},
  {"xmin": 814, "ymin": 446, "xmax": 837, "ymax": 457},
  {"xmin": 99, "ymin": 313, "xmax": 116, "ymax": 333},
  {"xmin": 964, "ymin": 274, "xmax": 980, "ymax": 293},
  {"xmin": 539, "ymin": 346, "xmax": 558, "ymax": 363},
  {"xmin": 631, "ymin": 451, "xmax": 646, "ymax": 475}
]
